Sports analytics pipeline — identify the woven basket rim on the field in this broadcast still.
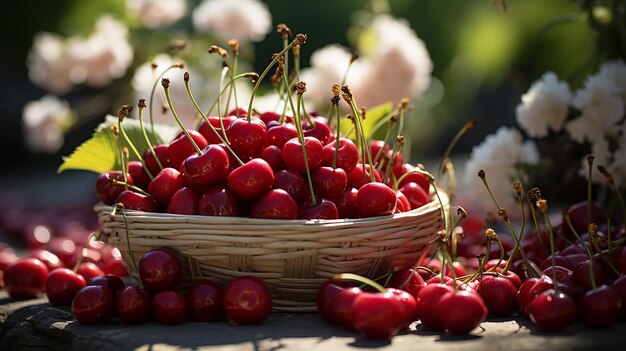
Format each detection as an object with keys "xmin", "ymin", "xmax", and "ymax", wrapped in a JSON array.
[{"xmin": 94, "ymin": 189, "xmax": 447, "ymax": 225}]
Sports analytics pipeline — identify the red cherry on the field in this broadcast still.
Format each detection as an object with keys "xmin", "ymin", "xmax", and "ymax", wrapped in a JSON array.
[
  {"xmin": 316, "ymin": 280, "xmax": 349, "ymax": 323},
  {"xmin": 347, "ymin": 163, "xmax": 381, "ymax": 189},
  {"xmin": 223, "ymin": 276, "xmax": 272, "ymax": 325},
  {"xmin": 322, "ymin": 138, "xmax": 359, "ymax": 174},
  {"xmin": 572, "ymin": 259, "xmax": 609, "ymax": 291},
  {"xmin": 282, "ymin": 137, "xmax": 323, "ymax": 174},
  {"xmin": 303, "ymin": 118, "xmax": 332, "ymax": 145},
  {"xmin": 88, "ymin": 275, "xmax": 125, "ymax": 295},
  {"xmin": 396, "ymin": 191, "xmax": 411, "ymax": 213},
  {"xmin": 415, "ymin": 283, "xmax": 454, "ymax": 330},
  {"xmin": 336, "ymin": 187, "xmax": 358, "ymax": 218},
  {"xmin": 76, "ymin": 261, "xmax": 104, "ymax": 282},
  {"xmin": 352, "ymin": 290, "xmax": 406, "ymax": 340},
  {"xmin": 103, "ymin": 258, "xmax": 129, "ymax": 277},
  {"xmin": 388, "ymin": 269, "xmax": 426, "ymax": 299},
  {"xmin": 72, "ymin": 285, "xmax": 115, "ymax": 324},
  {"xmin": 528, "ymin": 289, "xmax": 577, "ymax": 331},
  {"xmin": 517, "ymin": 277, "xmax": 539, "ymax": 315},
  {"xmin": 4, "ymin": 258, "xmax": 49, "ymax": 298},
  {"xmin": 96, "ymin": 171, "xmax": 134, "ymax": 205},
  {"xmin": 226, "ymin": 158, "xmax": 275, "ymax": 200},
  {"xmin": 541, "ymin": 266, "xmax": 573, "ymax": 283},
  {"xmin": 183, "ymin": 144, "xmax": 230, "ymax": 187},
  {"xmin": 167, "ymin": 187, "xmax": 200, "ymax": 215},
  {"xmin": 268, "ymin": 124, "xmax": 298, "ymax": 148},
  {"xmin": 259, "ymin": 111, "xmax": 282, "ymax": 125},
  {"xmin": 579, "ymin": 285, "xmax": 622, "ymax": 328},
  {"xmin": 540, "ymin": 255, "xmax": 574, "ymax": 270},
  {"xmin": 127, "ymin": 161, "xmax": 150, "ymax": 190},
  {"xmin": 386, "ymin": 287, "xmax": 418, "ymax": 328},
  {"xmin": 611, "ymin": 275, "xmax": 626, "ymax": 319},
  {"xmin": 367, "ymin": 140, "xmax": 392, "ymax": 169},
  {"xmin": 227, "ymin": 117, "xmax": 267, "ymax": 158},
  {"xmin": 0, "ymin": 248, "xmax": 18, "ymax": 271},
  {"xmin": 395, "ymin": 164, "xmax": 430, "ymax": 193},
  {"xmin": 399, "ymin": 181, "xmax": 429, "ymax": 210},
  {"xmin": 251, "ymin": 189, "xmax": 298, "ymax": 219},
  {"xmin": 437, "ymin": 288, "xmax": 487, "ymax": 334},
  {"xmin": 148, "ymin": 167, "xmax": 185, "ymax": 206},
  {"xmin": 260, "ymin": 145, "xmax": 286, "ymax": 172},
  {"xmin": 227, "ymin": 107, "xmax": 247, "ymax": 117},
  {"xmin": 29, "ymin": 249, "xmax": 64, "ymax": 270},
  {"xmin": 138, "ymin": 249, "xmax": 182, "ymax": 292},
  {"xmin": 117, "ymin": 286, "xmax": 152, "ymax": 324},
  {"xmin": 199, "ymin": 187, "xmax": 241, "ymax": 216},
  {"xmin": 301, "ymin": 199, "xmax": 339, "ymax": 220},
  {"xmin": 143, "ymin": 144, "xmax": 171, "ymax": 176},
  {"xmin": 356, "ymin": 182, "xmax": 397, "ymax": 218},
  {"xmin": 187, "ymin": 280, "xmax": 224, "ymax": 322},
  {"xmin": 168, "ymin": 130, "xmax": 209, "ymax": 170},
  {"xmin": 152, "ymin": 290, "xmax": 187, "ymax": 325},
  {"xmin": 273, "ymin": 169, "xmax": 306, "ymax": 203},
  {"xmin": 198, "ymin": 116, "xmax": 235, "ymax": 144},
  {"xmin": 116, "ymin": 190, "xmax": 158, "ymax": 212},
  {"xmin": 312, "ymin": 167, "xmax": 347, "ymax": 201},
  {"xmin": 477, "ymin": 275, "xmax": 518, "ymax": 316},
  {"xmin": 567, "ymin": 201, "xmax": 603, "ymax": 234},
  {"xmin": 329, "ymin": 286, "xmax": 362, "ymax": 330},
  {"xmin": 45, "ymin": 268, "xmax": 86, "ymax": 305}
]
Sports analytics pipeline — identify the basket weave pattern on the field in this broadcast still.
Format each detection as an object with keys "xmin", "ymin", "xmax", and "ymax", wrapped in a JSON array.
[{"xmin": 96, "ymin": 193, "xmax": 447, "ymax": 312}]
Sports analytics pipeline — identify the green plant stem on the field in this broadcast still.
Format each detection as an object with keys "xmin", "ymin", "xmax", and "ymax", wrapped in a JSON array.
[
  {"xmin": 332, "ymin": 104, "xmax": 341, "ymax": 169},
  {"xmin": 150, "ymin": 65, "xmax": 182, "ymax": 143},
  {"xmin": 295, "ymin": 94, "xmax": 317, "ymax": 206},
  {"xmin": 112, "ymin": 180, "xmax": 156, "ymax": 201},
  {"xmin": 163, "ymin": 84, "xmax": 202, "ymax": 155},
  {"xmin": 563, "ymin": 214, "xmax": 597, "ymax": 289},
  {"xmin": 119, "ymin": 124, "xmax": 154, "ymax": 179},
  {"xmin": 138, "ymin": 103, "xmax": 163, "ymax": 171},
  {"xmin": 334, "ymin": 273, "xmax": 385, "ymax": 292},
  {"xmin": 217, "ymin": 66, "xmax": 231, "ymax": 144}
]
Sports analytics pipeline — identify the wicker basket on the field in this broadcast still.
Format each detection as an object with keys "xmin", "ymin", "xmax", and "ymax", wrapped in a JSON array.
[{"xmin": 95, "ymin": 192, "xmax": 448, "ymax": 312}]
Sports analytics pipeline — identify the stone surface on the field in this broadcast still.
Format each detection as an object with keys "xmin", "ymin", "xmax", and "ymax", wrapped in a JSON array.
[{"xmin": 1, "ymin": 290, "xmax": 626, "ymax": 351}]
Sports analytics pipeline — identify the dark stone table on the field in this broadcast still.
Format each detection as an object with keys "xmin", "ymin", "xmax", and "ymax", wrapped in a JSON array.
[{"xmin": 2, "ymin": 291, "xmax": 626, "ymax": 351}]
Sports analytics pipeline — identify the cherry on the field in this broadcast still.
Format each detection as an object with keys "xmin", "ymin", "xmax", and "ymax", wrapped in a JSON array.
[
  {"xmin": 312, "ymin": 167, "xmax": 347, "ymax": 201},
  {"xmin": 528, "ymin": 289, "xmax": 577, "ymax": 331},
  {"xmin": 4, "ymin": 257, "xmax": 48, "ymax": 299},
  {"xmin": 127, "ymin": 160, "xmax": 150, "ymax": 190},
  {"xmin": 273, "ymin": 170, "xmax": 307, "ymax": 205},
  {"xmin": 259, "ymin": 111, "xmax": 282, "ymax": 125},
  {"xmin": 426, "ymin": 275, "xmax": 453, "ymax": 285},
  {"xmin": 226, "ymin": 158, "xmax": 274, "ymax": 200},
  {"xmin": 227, "ymin": 117, "xmax": 267, "ymax": 158},
  {"xmin": 329, "ymin": 287, "xmax": 362, "ymax": 330},
  {"xmin": 415, "ymin": 283, "xmax": 454, "ymax": 330},
  {"xmin": 517, "ymin": 277, "xmax": 539, "ymax": 315},
  {"xmin": 198, "ymin": 116, "xmax": 235, "ymax": 144},
  {"xmin": 88, "ymin": 275, "xmax": 125, "ymax": 295},
  {"xmin": 386, "ymin": 287, "xmax": 418, "ymax": 328},
  {"xmin": 0, "ymin": 247, "xmax": 18, "ymax": 271},
  {"xmin": 117, "ymin": 286, "xmax": 152, "ymax": 324},
  {"xmin": 167, "ymin": 187, "xmax": 200, "ymax": 215},
  {"xmin": 45, "ymin": 268, "xmax": 86, "ymax": 305},
  {"xmin": 567, "ymin": 201, "xmax": 603, "ymax": 234},
  {"xmin": 572, "ymin": 259, "xmax": 609, "ymax": 291},
  {"xmin": 347, "ymin": 163, "xmax": 381, "ymax": 189},
  {"xmin": 303, "ymin": 118, "xmax": 332, "ymax": 145},
  {"xmin": 116, "ymin": 190, "xmax": 158, "ymax": 212},
  {"xmin": 267, "ymin": 124, "xmax": 298, "ymax": 148},
  {"xmin": 152, "ymin": 290, "xmax": 187, "ymax": 325},
  {"xmin": 183, "ymin": 144, "xmax": 230, "ymax": 187},
  {"xmin": 260, "ymin": 145, "xmax": 286, "ymax": 172},
  {"xmin": 357, "ymin": 182, "xmax": 397, "ymax": 218},
  {"xmin": 251, "ymin": 189, "xmax": 298, "ymax": 219},
  {"xmin": 223, "ymin": 276, "xmax": 272, "ymax": 325},
  {"xmin": 187, "ymin": 280, "xmax": 224, "ymax": 322},
  {"xmin": 477, "ymin": 275, "xmax": 518, "ymax": 316},
  {"xmin": 138, "ymin": 248, "xmax": 182, "ymax": 292},
  {"xmin": 168, "ymin": 130, "xmax": 209, "ymax": 170},
  {"xmin": 96, "ymin": 171, "xmax": 134, "ymax": 205},
  {"xmin": 301, "ymin": 199, "xmax": 339, "ymax": 220},
  {"xmin": 29, "ymin": 249, "xmax": 64, "ymax": 270},
  {"xmin": 396, "ymin": 164, "xmax": 430, "ymax": 193},
  {"xmin": 388, "ymin": 269, "xmax": 426, "ymax": 299},
  {"xmin": 143, "ymin": 144, "xmax": 171, "ymax": 176},
  {"xmin": 399, "ymin": 182, "xmax": 429, "ymax": 210},
  {"xmin": 437, "ymin": 288, "xmax": 487, "ymax": 334},
  {"xmin": 322, "ymin": 138, "xmax": 359, "ymax": 174},
  {"xmin": 579, "ymin": 285, "xmax": 622, "ymax": 328},
  {"xmin": 611, "ymin": 275, "xmax": 626, "ymax": 319},
  {"xmin": 541, "ymin": 266, "xmax": 573, "ymax": 283},
  {"xmin": 396, "ymin": 191, "xmax": 411, "ymax": 213},
  {"xmin": 282, "ymin": 136, "xmax": 323, "ymax": 174},
  {"xmin": 336, "ymin": 187, "xmax": 358, "ymax": 218},
  {"xmin": 316, "ymin": 280, "xmax": 349, "ymax": 323},
  {"xmin": 352, "ymin": 290, "xmax": 406, "ymax": 340},
  {"xmin": 199, "ymin": 187, "xmax": 240, "ymax": 216},
  {"xmin": 227, "ymin": 107, "xmax": 247, "ymax": 117},
  {"xmin": 77, "ymin": 262, "xmax": 105, "ymax": 282},
  {"xmin": 148, "ymin": 167, "xmax": 185, "ymax": 206},
  {"xmin": 72, "ymin": 285, "xmax": 115, "ymax": 324},
  {"xmin": 103, "ymin": 258, "xmax": 129, "ymax": 278},
  {"xmin": 540, "ymin": 255, "xmax": 574, "ymax": 270}
]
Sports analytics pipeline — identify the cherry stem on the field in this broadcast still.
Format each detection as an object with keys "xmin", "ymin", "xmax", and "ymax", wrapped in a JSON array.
[
  {"xmin": 72, "ymin": 232, "xmax": 100, "ymax": 274},
  {"xmin": 563, "ymin": 213, "xmax": 597, "ymax": 289},
  {"xmin": 116, "ymin": 134, "xmax": 129, "ymax": 190},
  {"xmin": 539, "ymin": 210, "xmax": 559, "ymax": 292},
  {"xmin": 150, "ymin": 64, "xmax": 183, "ymax": 143},
  {"xmin": 587, "ymin": 157, "xmax": 593, "ymax": 226},
  {"xmin": 527, "ymin": 197, "xmax": 549, "ymax": 256},
  {"xmin": 184, "ymin": 73, "xmax": 244, "ymax": 166},
  {"xmin": 197, "ymin": 73, "xmax": 257, "ymax": 128},
  {"xmin": 350, "ymin": 101, "xmax": 375, "ymax": 183},
  {"xmin": 118, "ymin": 118, "xmax": 154, "ymax": 180},
  {"xmin": 230, "ymin": 52, "xmax": 240, "ymax": 118},
  {"xmin": 502, "ymin": 188, "xmax": 528, "ymax": 273},
  {"xmin": 438, "ymin": 120, "xmax": 475, "ymax": 179},
  {"xmin": 332, "ymin": 103, "xmax": 341, "ymax": 170},
  {"xmin": 138, "ymin": 101, "xmax": 163, "ymax": 171},
  {"xmin": 217, "ymin": 66, "xmax": 231, "ymax": 144},
  {"xmin": 607, "ymin": 214, "xmax": 613, "ymax": 251},
  {"xmin": 587, "ymin": 224, "xmax": 622, "ymax": 276},
  {"xmin": 162, "ymin": 79, "xmax": 202, "ymax": 155},
  {"xmin": 111, "ymin": 180, "xmax": 157, "ymax": 201},
  {"xmin": 382, "ymin": 140, "xmax": 402, "ymax": 185},
  {"xmin": 334, "ymin": 273, "xmax": 385, "ymax": 293},
  {"xmin": 294, "ymin": 93, "xmax": 317, "ymax": 206}
]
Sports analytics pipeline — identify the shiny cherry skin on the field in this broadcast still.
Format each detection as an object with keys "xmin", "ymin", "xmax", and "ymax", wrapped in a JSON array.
[
  {"xmin": 187, "ymin": 280, "xmax": 224, "ymax": 322},
  {"xmin": 388, "ymin": 269, "xmax": 426, "ymax": 299},
  {"xmin": 567, "ymin": 201, "xmax": 603, "ymax": 235},
  {"xmin": 138, "ymin": 249, "xmax": 182, "ymax": 292},
  {"xmin": 301, "ymin": 199, "xmax": 339, "ymax": 220},
  {"xmin": 477, "ymin": 275, "xmax": 518, "ymax": 316},
  {"xmin": 437, "ymin": 288, "xmax": 488, "ymax": 334},
  {"xmin": 199, "ymin": 187, "xmax": 240, "ymax": 216},
  {"xmin": 29, "ymin": 249, "xmax": 64, "ymax": 271},
  {"xmin": 399, "ymin": 182, "xmax": 429, "ymax": 210},
  {"xmin": 183, "ymin": 144, "xmax": 230, "ymax": 187},
  {"xmin": 282, "ymin": 136, "xmax": 324, "ymax": 174},
  {"xmin": 46, "ymin": 268, "xmax": 86, "ymax": 305},
  {"xmin": 267, "ymin": 124, "xmax": 298, "ymax": 148},
  {"xmin": 198, "ymin": 116, "xmax": 234, "ymax": 144},
  {"xmin": 572, "ymin": 259, "xmax": 609, "ymax": 291},
  {"xmin": 260, "ymin": 145, "xmax": 286, "ymax": 173},
  {"xmin": 167, "ymin": 187, "xmax": 200, "ymax": 215},
  {"xmin": 336, "ymin": 187, "xmax": 358, "ymax": 219},
  {"xmin": 251, "ymin": 189, "xmax": 298, "ymax": 219},
  {"xmin": 143, "ymin": 144, "xmax": 171, "ymax": 176},
  {"xmin": 116, "ymin": 286, "xmax": 152, "ymax": 324},
  {"xmin": 4, "ymin": 258, "xmax": 49, "ymax": 298},
  {"xmin": 386, "ymin": 287, "xmax": 418, "ymax": 328},
  {"xmin": 579, "ymin": 285, "xmax": 622, "ymax": 328},
  {"xmin": 72, "ymin": 285, "xmax": 115, "ymax": 324},
  {"xmin": 517, "ymin": 277, "xmax": 540, "ymax": 315},
  {"xmin": 316, "ymin": 280, "xmax": 349, "ymax": 323},
  {"xmin": 223, "ymin": 276, "xmax": 272, "ymax": 325},
  {"xmin": 312, "ymin": 167, "xmax": 347, "ymax": 201},
  {"xmin": 96, "ymin": 171, "xmax": 134, "ymax": 205},
  {"xmin": 303, "ymin": 118, "xmax": 332, "ymax": 145},
  {"xmin": 347, "ymin": 163, "xmax": 382, "ymax": 189},
  {"xmin": 127, "ymin": 161, "xmax": 151, "ymax": 190},
  {"xmin": 226, "ymin": 158, "xmax": 275, "ymax": 200},
  {"xmin": 356, "ymin": 182, "xmax": 397, "ymax": 218},
  {"xmin": 322, "ymin": 138, "xmax": 359, "ymax": 174},
  {"xmin": 152, "ymin": 290, "xmax": 187, "ymax": 325},
  {"xmin": 415, "ymin": 283, "xmax": 454, "ymax": 330},
  {"xmin": 329, "ymin": 287, "xmax": 362, "ymax": 330},
  {"xmin": 168, "ymin": 130, "xmax": 209, "ymax": 170},
  {"xmin": 352, "ymin": 290, "xmax": 406, "ymax": 340},
  {"xmin": 77, "ymin": 262, "xmax": 105, "ymax": 283},
  {"xmin": 528, "ymin": 289, "xmax": 577, "ymax": 331},
  {"xmin": 273, "ymin": 169, "xmax": 306, "ymax": 203},
  {"xmin": 227, "ymin": 117, "xmax": 268, "ymax": 158},
  {"xmin": 148, "ymin": 167, "xmax": 186, "ymax": 206},
  {"xmin": 115, "ymin": 190, "xmax": 158, "ymax": 212},
  {"xmin": 88, "ymin": 275, "xmax": 125, "ymax": 295}
]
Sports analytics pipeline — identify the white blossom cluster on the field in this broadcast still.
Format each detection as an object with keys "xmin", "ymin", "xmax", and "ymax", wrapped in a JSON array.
[
  {"xmin": 127, "ymin": 0, "xmax": 187, "ymax": 29},
  {"xmin": 192, "ymin": 0, "xmax": 272, "ymax": 44},
  {"xmin": 21, "ymin": 96, "xmax": 73, "ymax": 154}
]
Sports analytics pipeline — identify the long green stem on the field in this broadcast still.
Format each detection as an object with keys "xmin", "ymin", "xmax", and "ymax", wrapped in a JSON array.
[
  {"xmin": 563, "ymin": 213, "xmax": 597, "ymax": 289},
  {"xmin": 217, "ymin": 67, "xmax": 231, "ymax": 144},
  {"xmin": 334, "ymin": 273, "xmax": 385, "ymax": 293},
  {"xmin": 138, "ymin": 100, "xmax": 163, "ymax": 171},
  {"xmin": 438, "ymin": 121, "xmax": 475, "ymax": 179},
  {"xmin": 162, "ymin": 80, "xmax": 202, "ymax": 155},
  {"xmin": 119, "ymin": 124, "xmax": 154, "ymax": 179},
  {"xmin": 295, "ymin": 94, "xmax": 316, "ymax": 206},
  {"xmin": 332, "ymin": 103, "xmax": 341, "ymax": 169},
  {"xmin": 149, "ymin": 64, "xmax": 183, "ymax": 143}
]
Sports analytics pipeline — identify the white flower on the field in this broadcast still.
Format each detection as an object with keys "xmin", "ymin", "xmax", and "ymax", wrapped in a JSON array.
[
  {"xmin": 192, "ymin": 0, "xmax": 272, "ymax": 44},
  {"xmin": 578, "ymin": 139, "xmax": 612, "ymax": 185},
  {"xmin": 565, "ymin": 73, "xmax": 624, "ymax": 144},
  {"xmin": 598, "ymin": 60, "xmax": 626, "ymax": 101},
  {"xmin": 26, "ymin": 32, "xmax": 74, "ymax": 94},
  {"xmin": 515, "ymin": 72, "xmax": 572, "ymax": 138},
  {"xmin": 66, "ymin": 16, "xmax": 134, "ymax": 88},
  {"xmin": 463, "ymin": 127, "xmax": 539, "ymax": 217},
  {"xmin": 127, "ymin": 0, "xmax": 186, "ymax": 28},
  {"xmin": 22, "ymin": 95, "xmax": 73, "ymax": 153}
]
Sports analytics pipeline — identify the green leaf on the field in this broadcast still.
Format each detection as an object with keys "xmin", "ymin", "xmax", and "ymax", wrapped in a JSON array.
[{"xmin": 58, "ymin": 115, "xmax": 178, "ymax": 174}]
